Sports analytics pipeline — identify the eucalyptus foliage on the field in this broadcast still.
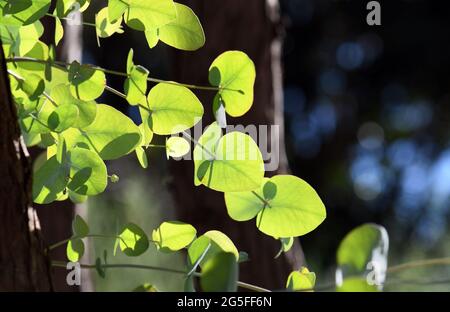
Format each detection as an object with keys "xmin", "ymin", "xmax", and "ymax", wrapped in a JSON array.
[{"xmin": 1, "ymin": 0, "xmax": 329, "ymax": 292}]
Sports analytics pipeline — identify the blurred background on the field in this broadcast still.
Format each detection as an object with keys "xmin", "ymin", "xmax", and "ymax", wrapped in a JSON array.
[{"xmin": 40, "ymin": 0, "xmax": 450, "ymax": 291}]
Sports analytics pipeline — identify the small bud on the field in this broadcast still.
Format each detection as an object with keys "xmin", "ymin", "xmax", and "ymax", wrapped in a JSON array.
[{"xmin": 110, "ymin": 174, "xmax": 120, "ymax": 183}]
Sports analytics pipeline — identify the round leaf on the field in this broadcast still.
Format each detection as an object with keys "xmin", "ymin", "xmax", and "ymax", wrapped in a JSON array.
[
  {"xmin": 95, "ymin": 7, "xmax": 123, "ymax": 38},
  {"xmin": 336, "ymin": 223, "xmax": 389, "ymax": 290},
  {"xmin": 68, "ymin": 61, "xmax": 106, "ymax": 101},
  {"xmin": 117, "ymin": 223, "xmax": 149, "ymax": 257},
  {"xmin": 0, "ymin": 0, "xmax": 51, "ymax": 26},
  {"xmin": 193, "ymin": 122, "xmax": 264, "ymax": 192},
  {"xmin": 188, "ymin": 230, "xmax": 239, "ymax": 269},
  {"xmin": 72, "ymin": 215, "xmax": 89, "ymax": 238},
  {"xmin": 209, "ymin": 51, "xmax": 256, "ymax": 117},
  {"xmin": 158, "ymin": 3, "xmax": 205, "ymax": 51},
  {"xmin": 67, "ymin": 238, "xmax": 85, "ymax": 262},
  {"xmin": 32, "ymin": 155, "xmax": 68, "ymax": 204},
  {"xmin": 166, "ymin": 136, "xmax": 190, "ymax": 159},
  {"xmin": 50, "ymin": 84, "xmax": 97, "ymax": 128},
  {"xmin": 47, "ymin": 104, "xmax": 79, "ymax": 132},
  {"xmin": 67, "ymin": 147, "xmax": 108, "ymax": 196},
  {"xmin": 225, "ymin": 175, "xmax": 326, "ymax": 238},
  {"xmin": 124, "ymin": 0, "xmax": 177, "ymax": 31},
  {"xmin": 200, "ymin": 252, "xmax": 238, "ymax": 292},
  {"xmin": 61, "ymin": 104, "xmax": 141, "ymax": 160},
  {"xmin": 286, "ymin": 267, "xmax": 316, "ymax": 291},
  {"xmin": 108, "ymin": 0, "xmax": 128, "ymax": 22},
  {"xmin": 147, "ymin": 83, "xmax": 203, "ymax": 135},
  {"xmin": 152, "ymin": 221, "xmax": 197, "ymax": 252}
]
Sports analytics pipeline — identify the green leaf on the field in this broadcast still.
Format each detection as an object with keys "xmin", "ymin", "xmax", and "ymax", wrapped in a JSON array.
[
  {"xmin": 225, "ymin": 175, "xmax": 326, "ymax": 238},
  {"xmin": 1, "ymin": 21, "xmax": 44, "ymax": 56},
  {"xmin": 152, "ymin": 221, "xmax": 197, "ymax": 252},
  {"xmin": 61, "ymin": 104, "xmax": 141, "ymax": 160},
  {"xmin": 166, "ymin": 136, "xmax": 190, "ymax": 159},
  {"xmin": 19, "ymin": 99, "xmax": 53, "ymax": 135},
  {"xmin": 40, "ymin": 133, "xmax": 56, "ymax": 147},
  {"xmin": 336, "ymin": 277, "xmax": 379, "ymax": 292},
  {"xmin": 144, "ymin": 29, "xmax": 158, "ymax": 48},
  {"xmin": 67, "ymin": 147, "xmax": 108, "ymax": 196},
  {"xmin": 146, "ymin": 83, "xmax": 203, "ymax": 135},
  {"xmin": 67, "ymin": 238, "xmax": 84, "ymax": 262},
  {"xmin": 275, "ymin": 237, "xmax": 294, "ymax": 258},
  {"xmin": 138, "ymin": 122, "xmax": 153, "ymax": 147},
  {"xmin": 18, "ymin": 73, "xmax": 45, "ymax": 101},
  {"xmin": 54, "ymin": 16, "xmax": 64, "ymax": 46},
  {"xmin": 238, "ymin": 251, "xmax": 249, "ymax": 263},
  {"xmin": 286, "ymin": 267, "xmax": 316, "ymax": 291},
  {"xmin": 200, "ymin": 252, "xmax": 238, "ymax": 292},
  {"xmin": 95, "ymin": 7, "xmax": 123, "ymax": 38},
  {"xmin": 68, "ymin": 190, "xmax": 87, "ymax": 203},
  {"xmin": 184, "ymin": 275, "xmax": 195, "ymax": 292},
  {"xmin": 124, "ymin": 0, "xmax": 177, "ymax": 31},
  {"xmin": 209, "ymin": 51, "xmax": 256, "ymax": 117},
  {"xmin": 50, "ymin": 84, "xmax": 97, "ymax": 128},
  {"xmin": 336, "ymin": 223, "xmax": 389, "ymax": 290},
  {"xmin": 135, "ymin": 146, "xmax": 148, "ymax": 169},
  {"xmin": 0, "ymin": 0, "xmax": 51, "ymax": 26},
  {"xmin": 133, "ymin": 283, "xmax": 158, "ymax": 292},
  {"xmin": 124, "ymin": 49, "xmax": 149, "ymax": 105},
  {"xmin": 117, "ymin": 223, "xmax": 149, "ymax": 256},
  {"xmin": 193, "ymin": 122, "xmax": 264, "ymax": 192},
  {"xmin": 203, "ymin": 231, "xmax": 239, "ymax": 260},
  {"xmin": 95, "ymin": 257, "xmax": 106, "ymax": 278},
  {"xmin": 15, "ymin": 40, "xmax": 48, "ymax": 73},
  {"xmin": 47, "ymin": 104, "xmax": 79, "ymax": 132},
  {"xmin": 72, "ymin": 215, "xmax": 89, "ymax": 238},
  {"xmin": 108, "ymin": 0, "xmax": 128, "ymax": 22},
  {"xmin": 32, "ymin": 155, "xmax": 68, "ymax": 204},
  {"xmin": 55, "ymin": 0, "xmax": 91, "ymax": 17},
  {"xmin": 68, "ymin": 61, "xmax": 106, "ymax": 101},
  {"xmin": 188, "ymin": 230, "xmax": 239, "ymax": 269},
  {"xmin": 158, "ymin": 3, "xmax": 205, "ymax": 51}
]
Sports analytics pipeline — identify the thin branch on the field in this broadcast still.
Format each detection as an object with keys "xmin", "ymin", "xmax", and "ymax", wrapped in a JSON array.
[
  {"xmin": 5, "ymin": 57, "xmax": 243, "ymax": 93},
  {"xmin": 182, "ymin": 130, "xmax": 216, "ymax": 160},
  {"xmin": 51, "ymin": 260, "xmax": 270, "ymax": 292},
  {"xmin": 387, "ymin": 257, "xmax": 450, "ymax": 274}
]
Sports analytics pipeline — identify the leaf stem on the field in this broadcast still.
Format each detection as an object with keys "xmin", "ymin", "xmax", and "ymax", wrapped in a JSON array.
[
  {"xmin": 387, "ymin": 257, "xmax": 450, "ymax": 274},
  {"xmin": 147, "ymin": 144, "xmax": 166, "ymax": 149},
  {"xmin": 251, "ymin": 191, "xmax": 271, "ymax": 208},
  {"xmin": 182, "ymin": 130, "xmax": 216, "ymax": 160},
  {"xmin": 5, "ymin": 57, "xmax": 242, "ymax": 93},
  {"xmin": 48, "ymin": 234, "xmax": 135, "ymax": 251},
  {"xmin": 51, "ymin": 260, "xmax": 270, "ymax": 292},
  {"xmin": 103, "ymin": 85, "xmax": 151, "ymax": 113},
  {"xmin": 45, "ymin": 13, "xmax": 96, "ymax": 28}
]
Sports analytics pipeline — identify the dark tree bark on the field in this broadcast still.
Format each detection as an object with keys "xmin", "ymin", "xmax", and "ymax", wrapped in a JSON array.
[
  {"xmin": 170, "ymin": 0, "xmax": 304, "ymax": 289},
  {"xmin": 0, "ymin": 42, "xmax": 52, "ymax": 291}
]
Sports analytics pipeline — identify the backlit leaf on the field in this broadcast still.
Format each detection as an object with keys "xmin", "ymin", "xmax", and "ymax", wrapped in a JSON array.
[
  {"xmin": 117, "ymin": 223, "xmax": 149, "ymax": 256},
  {"xmin": 225, "ymin": 175, "xmax": 326, "ymax": 238},
  {"xmin": 209, "ymin": 51, "xmax": 255, "ymax": 117},
  {"xmin": 152, "ymin": 221, "xmax": 197, "ymax": 252},
  {"xmin": 146, "ymin": 83, "xmax": 203, "ymax": 135}
]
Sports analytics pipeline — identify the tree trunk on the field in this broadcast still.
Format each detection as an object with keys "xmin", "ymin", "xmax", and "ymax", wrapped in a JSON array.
[
  {"xmin": 0, "ymin": 42, "xmax": 52, "ymax": 291},
  {"xmin": 170, "ymin": 0, "xmax": 304, "ymax": 289}
]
